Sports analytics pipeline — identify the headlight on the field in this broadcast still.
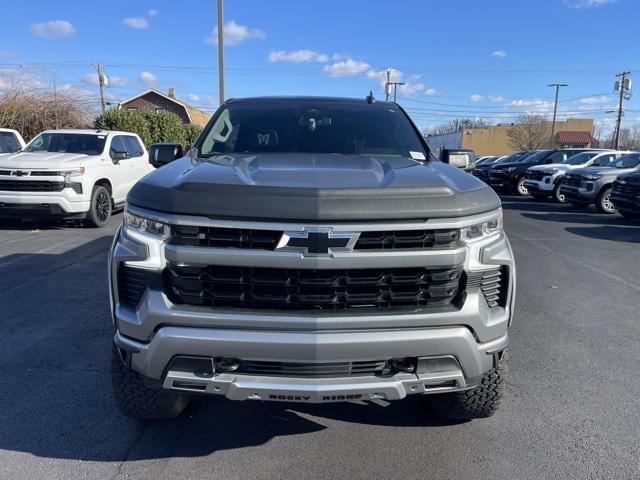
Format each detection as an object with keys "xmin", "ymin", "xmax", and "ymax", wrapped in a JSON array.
[
  {"xmin": 583, "ymin": 174, "xmax": 603, "ymax": 181},
  {"xmin": 124, "ymin": 209, "xmax": 169, "ymax": 238},
  {"xmin": 60, "ymin": 167, "xmax": 85, "ymax": 179},
  {"xmin": 460, "ymin": 212, "xmax": 503, "ymax": 243}
]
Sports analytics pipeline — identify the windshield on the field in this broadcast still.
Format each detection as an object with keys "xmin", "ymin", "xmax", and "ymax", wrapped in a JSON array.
[
  {"xmin": 612, "ymin": 153, "xmax": 640, "ymax": 169},
  {"xmin": 562, "ymin": 151, "xmax": 599, "ymax": 165},
  {"xmin": 0, "ymin": 132, "xmax": 22, "ymax": 153},
  {"xmin": 198, "ymin": 102, "xmax": 427, "ymax": 158},
  {"xmin": 520, "ymin": 150, "xmax": 551, "ymax": 163},
  {"xmin": 495, "ymin": 152, "xmax": 527, "ymax": 164},
  {"xmin": 24, "ymin": 133, "xmax": 107, "ymax": 155}
]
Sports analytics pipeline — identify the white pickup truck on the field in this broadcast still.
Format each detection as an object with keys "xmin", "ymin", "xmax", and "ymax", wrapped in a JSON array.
[
  {"xmin": 0, "ymin": 128, "xmax": 26, "ymax": 154},
  {"xmin": 0, "ymin": 129, "xmax": 153, "ymax": 227}
]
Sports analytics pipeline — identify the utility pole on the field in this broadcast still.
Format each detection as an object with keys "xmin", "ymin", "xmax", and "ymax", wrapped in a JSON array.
[
  {"xmin": 391, "ymin": 82, "xmax": 406, "ymax": 102},
  {"xmin": 547, "ymin": 83, "xmax": 568, "ymax": 148},
  {"xmin": 92, "ymin": 62, "xmax": 107, "ymax": 113},
  {"xmin": 385, "ymin": 69, "xmax": 391, "ymax": 101},
  {"xmin": 217, "ymin": 0, "xmax": 225, "ymax": 105},
  {"xmin": 613, "ymin": 71, "xmax": 632, "ymax": 150}
]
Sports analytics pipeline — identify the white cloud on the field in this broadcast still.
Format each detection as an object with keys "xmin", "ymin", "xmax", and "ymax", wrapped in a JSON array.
[
  {"xmin": 206, "ymin": 20, "xmax": 266, "ymax": 46},
  {"xmin": 148, "ymin": 9, "xmax": 159, "ymax": 17},
  {"xmin": 331, "ymin": 53, "xmax": 349, "ymax": 61},
  {"xmin": 509, "ymin": 98, "xmax": 555, "ymax": 114},
  {"xmin": 0, "ymin": 50, "xmax": 15, "ymax": 58},
  {"xmin": 122, "ymin": 17, "xmax": 148, "ymax": 29},
  {"xmin": 425, "ymin": 88, "xmax": 439, "ymax": 96},
  {"xmin": 564, "ymin": 0, "xmax": 616, "ymax": 8},
  {"xmin": 578, "ymin": 94, "xmax": 611, "ymax": 105},
  {"xmin": 488, "ymin": 95, "xmax": 506, "ymax": 103},
  {"xmin": 324, "ymin": 59, "xmax": 371, "ymax": 77},
  {"xmin": 268, "ymin": 49, "xmax": 329, "ymax": 63},
  {"xmin": 470, "ymin": 94, "xmax": 484, "ymax": 102},
  {"xmin": 187, "ymin": 94, "xmax": 201, "ymax": 102},
  {"xmin": 491, "ymin": 50, "xmax": 507, "ymax": 58},
  {"xmin": 139, "ymin": 71, "xmax": 157, "ymax": 86},
  {"xmin": 365, "ymin": 68, "xmax": 430, "ymax": 97},
  {"xmin": 31, "ymin": 20, "xmax": 75, "ymax": 38}
]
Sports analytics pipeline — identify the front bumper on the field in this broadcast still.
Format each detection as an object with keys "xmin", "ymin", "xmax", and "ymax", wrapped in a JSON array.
[
  {"xmin": 559, "ymin": 184, "xmax": 598, "ymax": 203},
  {"xmin": 115, "ymin": 327, "xmax": 509, "ymax": 402},
  {"xmin": 488, "ymin": 173, "xmax": 516, "ymax": 191},
  {"xmin": 109, "ymin": 208, "xmax": 515, "ymax": 402},
  {"xmin": 0, "ymin": 192, "xmax": 90, "ymax": 217}
]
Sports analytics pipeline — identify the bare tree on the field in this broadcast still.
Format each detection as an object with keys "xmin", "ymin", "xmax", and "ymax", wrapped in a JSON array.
[
  {"xmin": 506, "ymin": 114, "xmax": 551, "ymax": 151},
  {"xmin": 0, "ymin": 70, "xmax": 92, "ymax": 141},
  {"xmin": 425, "ymin": 117, "xmax": 491, "ymax": 136}
]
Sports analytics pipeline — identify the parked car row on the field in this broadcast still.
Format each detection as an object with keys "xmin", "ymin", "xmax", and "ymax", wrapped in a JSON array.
[{"xmin": 472, "ymin": 147, "xmax": 640, "ymax": 218}]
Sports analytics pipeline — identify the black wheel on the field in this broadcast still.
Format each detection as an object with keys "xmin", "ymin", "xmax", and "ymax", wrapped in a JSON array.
[
  {"xmin": 515, "ymin": 177, "xmax": 529, "ymax": 196},
  {"xmin": 429, "ymin": 354, "xmax": 506, "ymax": 420},
  {"xmin": 620, "ymin": 210, "xmax": 640, "ymax": 220},
  {"xmin": 86, "ymin": 185, "xmax": 112, "ymax": 228},
  {"xmin": 595, "ymin": 187, "xmax": 617, "ymax": 214},
  {"xmin": 111, "ymin": 345, "xmax": 190, "ymax": 420},
  {"xmin": 552, "ymin": 184, "xmax": 567, "ymax": 203}
]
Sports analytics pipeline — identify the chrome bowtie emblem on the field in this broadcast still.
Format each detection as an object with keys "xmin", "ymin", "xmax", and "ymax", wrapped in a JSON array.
[
  {"xmin": 10, "ymin": 170, "xmax": 30, "ymax": 177},
  {"xmin": 276, "ymin": 229, "xmax": 359, "ymax": 255}
]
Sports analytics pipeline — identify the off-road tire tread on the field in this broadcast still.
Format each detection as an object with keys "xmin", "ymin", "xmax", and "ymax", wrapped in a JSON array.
[
  {"xmin": 111, "ymin": 346, "xmax": 190, "ymax": 420},
  {"xmin": 86, "ymin": 185, "xmax": 111, "ymax": 228},
  {"xmin": 430, "ymin": 355, "xmax": 506, "ymax": 420},
  {"xmin": 595, "ymin": 187, "xmax": 615, "ymax": 214}
]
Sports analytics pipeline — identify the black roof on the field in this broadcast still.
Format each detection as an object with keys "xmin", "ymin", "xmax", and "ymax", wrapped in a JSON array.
[{"xmin": 224, "ymin": 96, "xmax": 395, "ymax": 107}]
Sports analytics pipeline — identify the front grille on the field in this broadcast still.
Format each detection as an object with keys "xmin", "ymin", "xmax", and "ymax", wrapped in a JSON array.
[
  {"xmin": 165, "ymin": 265, "xmax": 465, "ymax": 311},
  {"xmin": 355, "ymin": 229, "xmax": 459, "ymax": 250},
  {"xmin": 467, "ymin": 267, "xmax": 508, "ymax": 308},
  {"xmin": 612, "ymin": 180, "xmax": 640, "ymax": 200},
  {"xmin": 0, "ymin": 170, "xmax": 11, "ymax": 176},
  {"xmin": 170, "ymin": 225, "xmax": 283, "ymax": 249},
  {"xmin": 0, "ymin": 179, "xmax": 64, "ymax": 192},
  {"xmin": 118, "ymin": 266, "xmax": 148, "ymax": 305},
  {"xmin": 238, "ymin": 359, "xmax": 388, "ymax": 377},
  {"xmin": 170, "ymin": 225, "xmax": 460, "ymax": 251},
  {"xmin": 525, "ymin": 171, "xmax": 545, "ymax": 181},
  {"xmin": 562, "ymin": 175, "xmax": 582, "ymax": 187}
]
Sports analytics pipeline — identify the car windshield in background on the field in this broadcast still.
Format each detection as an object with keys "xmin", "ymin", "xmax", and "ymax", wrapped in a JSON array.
[
  {"xmin": 24, "ymin": 133, "xmax": 106, "ymax": 155},
  {"xmin": 612, "ymin": 153, "xmax": 640, "ymax": 169},
  {"xmin": 198, "ymin": 102, "xmax": 427, "ymax": 158},
  {"xmin": 0, "ymin": 132, "xmax": 22, "ymax": 153},
  {"xmin": 520, "ymin": 150, "xmax": 551, "ymax": 163},
  {"xmin": 562, "ymin": 151, "xmax": 599, "ymax": 165}
]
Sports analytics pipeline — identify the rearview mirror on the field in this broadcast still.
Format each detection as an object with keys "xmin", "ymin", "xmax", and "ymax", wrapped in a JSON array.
[
  {"xmin": 149, "ymin": 143, "xmax": 184, "ymax": 168},
  {"xmin": 111, "ymin": 151, "xmax": 129, "ymax": 162},
  {"xmin": 440, "ymin": 149, "xmax": 476, "ymax": 171}
]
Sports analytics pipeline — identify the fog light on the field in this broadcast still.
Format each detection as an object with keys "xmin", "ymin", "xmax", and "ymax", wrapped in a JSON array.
[
  {"xmin": 215, "ymin": 357, "xmax": 241, "ymax": 372},
  {"xmin": 390, "ymin": 358, "xmax": 416, "ymax": 373}
]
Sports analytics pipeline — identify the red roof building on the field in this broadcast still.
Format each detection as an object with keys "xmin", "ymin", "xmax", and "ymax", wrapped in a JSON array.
[{"xmin": 556, "ymin": 131, "xmax": 598, "ymax": 147}]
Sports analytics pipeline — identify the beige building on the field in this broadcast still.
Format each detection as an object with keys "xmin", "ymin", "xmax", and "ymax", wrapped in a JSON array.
[
  {"xmin": 427, "ymin": 118, "xmax": 596, "ymax": 156},
  {"xmin": 119, "ymin": 88, "xmax": 211, "ymax": 127}
]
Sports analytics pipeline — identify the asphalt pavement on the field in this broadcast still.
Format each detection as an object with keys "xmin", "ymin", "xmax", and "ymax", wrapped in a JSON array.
[{"xmin": 1, "ymin": 197, "xmax": 639, "ymax": 480}]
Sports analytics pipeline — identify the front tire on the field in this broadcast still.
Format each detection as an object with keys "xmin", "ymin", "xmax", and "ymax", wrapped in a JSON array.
[
  {"xmin": 111, "ymin": 346, "xmax": 190, "ymax": 420},
  {"xmin": 429, "ymin": 354, "xmax": 506, "ymax": 420},
  {"xmin": 553, "ymin": 184, "xmax": 567, "ymax": 203},
  {"xmin": 595, "ymin": 187, "xmax": 617, "ymax": 214},
  {"xmin": 515, "ymin": 177, "xmax": 529, "ymax": 196},
  {"xmin": 86, "ymin": 185, "xmax": 112, "ymax": 228}
]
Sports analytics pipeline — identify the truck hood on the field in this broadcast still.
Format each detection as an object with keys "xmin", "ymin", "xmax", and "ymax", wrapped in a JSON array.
[
  {"xmin": 528, "ymin": 163, "xmax": 574, "ymax": 172},
  {"xmin": 127, "ymin": 153, "xmax": 501, "ymax": 221},
  {"xmin": 570, "ymin": 166, "xmax": 626, "ymax": 177},
  {"xmin": 0, "ymin": 151, "xmax": 90, "ymax": 169}
]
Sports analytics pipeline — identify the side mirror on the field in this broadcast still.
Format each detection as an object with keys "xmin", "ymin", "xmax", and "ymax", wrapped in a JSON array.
[
  {"xmin": 111, "ymin": 151, "xmax": 129, "ymax": 163},
  {"xmin": 440, "ymin": 149, "xmax": 476, "ymax": 171},
  {"xmin": 149, "ymin": 143, "xmax": 184, "ymax": 168}
]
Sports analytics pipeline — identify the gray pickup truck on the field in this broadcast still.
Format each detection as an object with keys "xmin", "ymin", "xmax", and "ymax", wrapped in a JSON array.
[{"xmin": 108, "ymin": 96, "xmax": 515, "ymax": 420}]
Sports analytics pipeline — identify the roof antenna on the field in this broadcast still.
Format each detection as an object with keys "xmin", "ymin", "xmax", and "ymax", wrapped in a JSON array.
[{"xmin": 366, "ymin": 90, "xmax": 376, "ymax": 104}]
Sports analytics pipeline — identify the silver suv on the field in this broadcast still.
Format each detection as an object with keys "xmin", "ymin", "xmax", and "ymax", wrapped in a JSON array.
[{"xmin": 108, "ymin": 97, "xmax": 516, "ymax": 420}]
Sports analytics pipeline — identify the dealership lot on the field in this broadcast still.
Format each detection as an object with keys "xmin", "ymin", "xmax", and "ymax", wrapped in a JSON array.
[{"xmin": 0, "ymin": 198, "xmax": 639, "ymax": 480}]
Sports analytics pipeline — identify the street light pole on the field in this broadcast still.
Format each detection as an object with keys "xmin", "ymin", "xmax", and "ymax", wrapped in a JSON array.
[
  {"xmin": 217, "ymin": 0, "xmax": 225, "ymax": 105},
  {"xmin": 547, "ymin": 83, "xmax": 568, "ymax": 149}
]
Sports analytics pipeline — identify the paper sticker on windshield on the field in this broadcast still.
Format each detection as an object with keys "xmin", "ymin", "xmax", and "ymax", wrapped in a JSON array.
[
  {"xmin": 410, "ymin": 151, "xmax": 426, "ymax": 160},
  {"xmin": 98, "ymin": 135, "xmax": 106, "ymax": 139}
]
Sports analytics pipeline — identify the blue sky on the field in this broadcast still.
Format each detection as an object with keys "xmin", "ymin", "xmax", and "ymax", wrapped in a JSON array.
[{"xmin": 0, "ymin": 0, "xmax": 638, "ymax": 134}]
